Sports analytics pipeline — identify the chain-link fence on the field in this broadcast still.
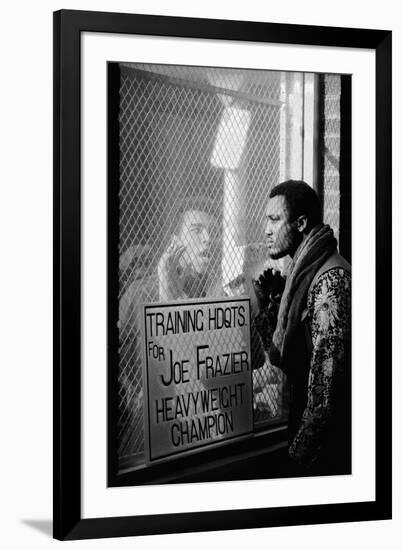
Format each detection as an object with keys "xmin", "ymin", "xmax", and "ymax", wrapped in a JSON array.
[{"xmin": 117, "ymin": 64, "xmax": 300, "ymax": 469}]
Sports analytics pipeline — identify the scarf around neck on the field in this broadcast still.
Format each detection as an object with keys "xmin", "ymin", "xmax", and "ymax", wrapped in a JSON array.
[{"xmin": 269, "ymin": 224, "xmax": 337, "ymax": 371}]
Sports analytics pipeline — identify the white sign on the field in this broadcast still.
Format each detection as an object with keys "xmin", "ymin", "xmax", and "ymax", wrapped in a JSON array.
[{"xmin": 143, "ymin": 298, "xmax": 253, "ymax": 462}]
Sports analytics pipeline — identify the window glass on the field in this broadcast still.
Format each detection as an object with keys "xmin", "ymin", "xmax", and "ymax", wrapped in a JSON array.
[{"xmin": 117, "ymin": 64, "xmax": 305, "ymax": 470}]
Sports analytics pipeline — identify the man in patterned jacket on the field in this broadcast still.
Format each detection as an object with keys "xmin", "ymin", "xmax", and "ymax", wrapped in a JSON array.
[{"xmin": 253, "ymin": 180, "xmax": 351, "ymax": 475}]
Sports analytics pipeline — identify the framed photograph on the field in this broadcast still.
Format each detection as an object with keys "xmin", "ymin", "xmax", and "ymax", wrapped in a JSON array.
[{"xmin": 53, "ymin": 9, "xmax": 392, "ymax": 540}]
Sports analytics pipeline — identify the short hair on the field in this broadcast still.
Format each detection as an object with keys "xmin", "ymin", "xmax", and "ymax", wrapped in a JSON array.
[
  {"xmin": 173, "ymin": 195, "xmax": 216, "ymax": 236},
  {"xmin": 269, "ymin": 180, "xmax": 323, "ymax": 228}
]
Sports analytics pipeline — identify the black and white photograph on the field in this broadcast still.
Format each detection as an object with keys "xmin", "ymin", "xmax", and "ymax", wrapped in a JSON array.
[
  {"xmin": 49, "ymin": 7, "xmax": 392, "ymax": 542},
  {"xmin": 108, "ymin": 62, "xmax": 352, "ymax": 485},
  {"xmin": 1, "ymin": 0, "xmax": 398, "ymax": 546}
]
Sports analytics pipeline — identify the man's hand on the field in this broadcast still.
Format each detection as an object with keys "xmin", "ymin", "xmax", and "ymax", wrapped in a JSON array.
[
  {"xmin": 158, "ymin": 236, "xmax": 187, "ymax": 300},
  {"xmin": 252, "ymin": 268, "xmax": 285, "ymax": 312}
]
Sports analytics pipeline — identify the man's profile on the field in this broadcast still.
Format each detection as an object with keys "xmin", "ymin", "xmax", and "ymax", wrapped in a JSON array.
[{"xmin": 254, "ymin": 180, "xmax": 351, "ymax": 474}]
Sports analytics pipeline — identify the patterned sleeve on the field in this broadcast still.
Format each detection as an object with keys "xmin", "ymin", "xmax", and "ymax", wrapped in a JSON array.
[{"xmin": 289, "ymin": 267, "xmax": 351, "ymax": 466}]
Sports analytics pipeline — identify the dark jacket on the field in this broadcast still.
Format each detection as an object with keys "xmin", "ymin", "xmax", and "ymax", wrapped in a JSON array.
[{"xmin": 255, "ymin": 251, "xmax": 351, "ymax": 474}]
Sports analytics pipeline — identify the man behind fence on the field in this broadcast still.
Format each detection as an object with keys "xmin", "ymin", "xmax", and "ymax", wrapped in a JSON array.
[
  {"xmin": 118, "ymin": 201, "xmax": 224, "ymax": 455},
  {"xmin": 253, "ymin": 180, "xmax": 351, "ymax": 475},
  {"xmin": 157, "ymin": 206, "xmax": 221, "ymax": 301}
]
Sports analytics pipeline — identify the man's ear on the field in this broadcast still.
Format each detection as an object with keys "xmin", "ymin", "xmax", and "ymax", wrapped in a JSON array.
[{"xmin": 295, "ymin": 215, "xmax": 308, "ymax": 233}]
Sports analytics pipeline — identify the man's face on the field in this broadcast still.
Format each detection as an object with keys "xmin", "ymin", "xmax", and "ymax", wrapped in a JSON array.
[
  {"xmin": 179, "ymin": 210, "xmax": 211, "ymax": 274},
  {"xmin": 265, "ymin": 195, "xmax": 299, "ymax": 259}
]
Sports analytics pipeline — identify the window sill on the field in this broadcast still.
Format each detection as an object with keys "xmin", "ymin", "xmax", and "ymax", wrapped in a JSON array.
[{"xmin": 110, "ymin": 422, "xmax": 288, "ymax": 487}]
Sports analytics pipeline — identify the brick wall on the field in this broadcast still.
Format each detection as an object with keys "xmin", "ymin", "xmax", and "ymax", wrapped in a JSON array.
[{"xmin": 321, "ymin": 74, "xmax": 341, "ymax": 244}]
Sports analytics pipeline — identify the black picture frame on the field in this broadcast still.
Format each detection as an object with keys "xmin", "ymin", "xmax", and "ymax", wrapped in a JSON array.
[{"xmin": 53, "ymin": 9, "xmax": 392, "ymax": 541}]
